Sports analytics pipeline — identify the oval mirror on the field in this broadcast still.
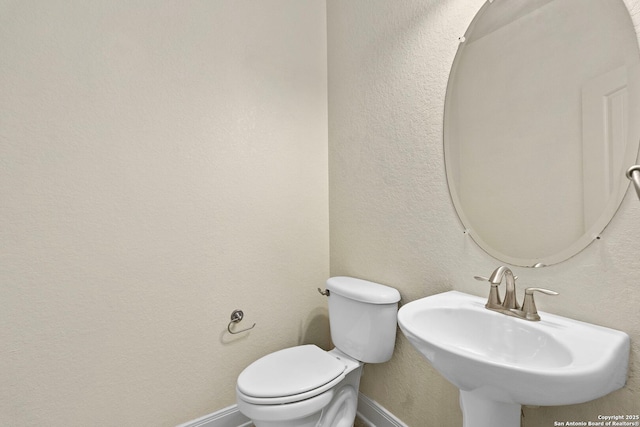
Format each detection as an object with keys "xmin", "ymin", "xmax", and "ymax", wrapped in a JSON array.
[{"xmin": 444, "ymin": 0, "xmax": 640, "ymax": 267}]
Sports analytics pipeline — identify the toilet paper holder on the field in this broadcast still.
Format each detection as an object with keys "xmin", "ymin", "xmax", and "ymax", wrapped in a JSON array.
[{"xmin": 227, "ymin": 309, "xmax": 256, "ymax": 334}]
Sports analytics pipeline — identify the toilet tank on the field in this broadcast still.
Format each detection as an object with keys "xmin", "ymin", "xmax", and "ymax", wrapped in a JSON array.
[{"xmin": 325, "ymin": 276, "xmax": 401, "ymax": 363}]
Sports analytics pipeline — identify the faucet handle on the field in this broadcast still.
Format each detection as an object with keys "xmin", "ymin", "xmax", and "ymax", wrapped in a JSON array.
[
  {"xmin": 474, "ymin": 274, "xmax": 518, "ymax": 282},
  {"xmin": 525, "ymin": 287, "xmax": 558, "ymax": 296},
  {"xmin": 474, "ymin": 276, "xmax": 502, "ymax": 309},
  {"xmin": 513, "ymin": 287, "xmax": 558, "ymax": 321}
]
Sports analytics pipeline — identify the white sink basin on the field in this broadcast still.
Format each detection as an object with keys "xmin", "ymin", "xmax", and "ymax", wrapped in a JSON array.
[{"xmin": 398, "ymin": 291, "xmax": 629, "ymax": 427}]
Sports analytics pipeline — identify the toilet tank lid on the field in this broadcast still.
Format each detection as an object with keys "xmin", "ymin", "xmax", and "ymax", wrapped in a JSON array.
[{"xmin": 326, "ymin": 276, "xmax": 400, "ymax": 304}]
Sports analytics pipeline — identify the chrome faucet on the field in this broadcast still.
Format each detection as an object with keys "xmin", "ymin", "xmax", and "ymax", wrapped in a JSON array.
[
  {"xmin": 475, "ymin": 266, "xmax": 558, "ymax": 321},
  {"xmin": 488, "ymin": 266, "xmax": 519, "ymax": 310},
  {"xmin": 474, "ymin": 266, "xmax": 518, "ymax": 311}
]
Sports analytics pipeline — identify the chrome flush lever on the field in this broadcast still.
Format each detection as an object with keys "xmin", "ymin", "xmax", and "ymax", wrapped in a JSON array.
[{"xmin": 317, "ymin": 287, "xmax": 330, "ymax": 296}]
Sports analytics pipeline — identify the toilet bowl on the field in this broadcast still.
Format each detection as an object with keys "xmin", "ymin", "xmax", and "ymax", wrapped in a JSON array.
[
  {"xmin": 236, "ymin": 346, "xmax": 362, "ymax": 427},
  {"xmin": 235, "ymin": 276, "xmax": 401, "ymax": 427}
]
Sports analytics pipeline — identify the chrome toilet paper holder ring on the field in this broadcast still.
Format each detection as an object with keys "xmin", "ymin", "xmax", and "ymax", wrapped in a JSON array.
[{"xmin": 227, "ymin": 309, "xmax": 256, "ymax": 334}]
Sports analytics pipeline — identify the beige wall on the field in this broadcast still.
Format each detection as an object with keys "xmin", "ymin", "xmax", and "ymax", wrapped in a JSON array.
[
  {"xmin": 328, "ymin": 0, "xmax": 640, "ymax": 426},
  {"xmin": 0, "ymin": 1, "xmax": 328, "ymax": 426},
  {"xmin": 4, "ymin": 0, "xmax": 640, "ymax": 425}
]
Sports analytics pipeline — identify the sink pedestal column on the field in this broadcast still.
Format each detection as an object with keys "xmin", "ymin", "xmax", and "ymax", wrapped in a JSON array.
[{"xmin": 459, "ymin": 390, "xmax": 520, "ymax": 427}]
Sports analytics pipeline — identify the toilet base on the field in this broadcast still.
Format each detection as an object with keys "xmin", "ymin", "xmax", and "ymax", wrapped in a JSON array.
[{"xmin": 316, "ymin": 383, "xmax": 359, "ymax": 427}]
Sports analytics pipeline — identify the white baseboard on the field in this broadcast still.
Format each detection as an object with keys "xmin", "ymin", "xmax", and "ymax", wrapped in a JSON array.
[
  {"xmin": 175, "ymin": 404, "xmax": 252, "ymax": 427},
  {"xmin": 177, "ymin": 393, "xmax": 407, "ymax": 427},
  {"xmin": 356, "ymin": 393, "xmax": 409, "ymax": 427}
]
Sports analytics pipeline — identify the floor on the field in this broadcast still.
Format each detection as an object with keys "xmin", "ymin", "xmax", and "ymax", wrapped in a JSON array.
[
  {"xmin": 248, "ymin": 415, "xmax": 368, "ymax": 427},
  {"xmin": 353, "ymin": 417, "xmax": 369, "ymax": 427}
]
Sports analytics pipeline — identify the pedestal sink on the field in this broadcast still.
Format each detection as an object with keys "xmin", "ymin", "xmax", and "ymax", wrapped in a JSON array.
[{"xmin": 397, "ymin": 291, "xmax": 630, "ymax": 427}]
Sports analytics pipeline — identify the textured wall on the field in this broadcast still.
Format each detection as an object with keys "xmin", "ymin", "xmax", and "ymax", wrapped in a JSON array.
[
  {"xmin": 328, "ymin": 0, "xmax": 640, "ymax": 425},
  {"xmin": 0, "ymin": 1, "xmax": 328, "ymax": 425}
]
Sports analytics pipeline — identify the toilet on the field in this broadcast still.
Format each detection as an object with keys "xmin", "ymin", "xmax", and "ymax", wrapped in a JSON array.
[{"xmin": 236, "ymin": 276, "xmax": 401, "ymax": 427}]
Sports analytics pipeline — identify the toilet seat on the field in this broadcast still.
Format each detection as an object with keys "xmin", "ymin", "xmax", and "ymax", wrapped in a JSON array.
[{"xmin": 236, "ymin": 345, "xmax": 347, "ymax": 405}]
